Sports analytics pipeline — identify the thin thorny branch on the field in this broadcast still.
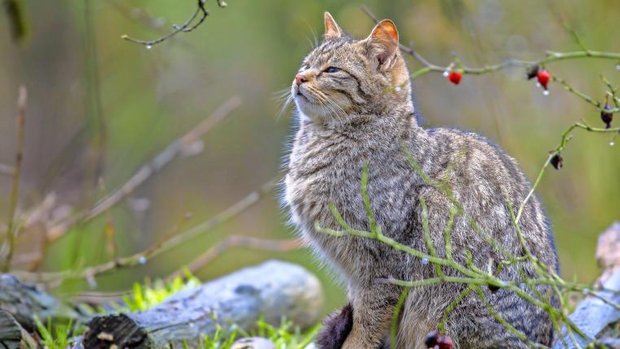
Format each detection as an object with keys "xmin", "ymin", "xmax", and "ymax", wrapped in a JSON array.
[
  {"xmin": 362, "ymin": 6, "xmax": 620, "ymax": 114},
  {"xmin": 3, "ymin": 97, "xmax": 240, "ymax": 278},
  {"xmin": 14, "ymin": 174, "xmax": 282, "ymax": 286},
  {"xmin": 44, "ymin": 96, "xmax": 242, "ymax": 243},
  {"xmin": 121, "ymin": 0, "xmax": 227, "ymax": 48}
]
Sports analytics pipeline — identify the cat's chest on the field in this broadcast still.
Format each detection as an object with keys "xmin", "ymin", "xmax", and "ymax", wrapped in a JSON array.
[
  {"xmin": 285, "ymin": 134, "xmax": 414, "ymax": 233},
  {"xmin": 285, "ymin": 140, "xmax": 360, "ymax": 226}
]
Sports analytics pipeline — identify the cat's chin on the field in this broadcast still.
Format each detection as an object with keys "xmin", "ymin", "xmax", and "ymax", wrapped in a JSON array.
[{"xmin": 294, "ymin": 97, "xmax": 325, "ymax": 121}]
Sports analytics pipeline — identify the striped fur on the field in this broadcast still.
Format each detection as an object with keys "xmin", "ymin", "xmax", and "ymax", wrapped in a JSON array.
[{"xmin": 284, "ymin": 13, "xmax": 558, "ymax": 349}]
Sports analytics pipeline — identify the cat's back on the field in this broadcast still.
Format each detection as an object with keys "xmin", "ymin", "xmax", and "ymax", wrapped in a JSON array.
[
  {"xmin": 423, "ymin": 127, "xmax": 531, "ymax": 207},
  {"xmin": 419, "ymin": 127, "xmax": 557, "ymax": 269}
]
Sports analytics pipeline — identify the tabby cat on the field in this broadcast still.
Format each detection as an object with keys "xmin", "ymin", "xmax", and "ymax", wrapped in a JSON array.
[{"xmin": 284, "ymin": 12, "xmax": 558, "ymax": 349}]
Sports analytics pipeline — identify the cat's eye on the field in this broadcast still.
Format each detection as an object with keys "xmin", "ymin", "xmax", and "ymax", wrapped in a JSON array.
[{"xmin": 324, "ymin": 67, "xmax": 341, "ymax": 73}]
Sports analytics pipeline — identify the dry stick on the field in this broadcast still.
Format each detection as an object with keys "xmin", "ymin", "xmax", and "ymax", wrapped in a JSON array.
[
  {"xmin": 167, "ymin": 236, "xmax": 303, "ymax": 280},
  {"xmin": 121, "ymin": 0, "xmax": 227, "ymax": 48},
  {"xmin": 46, "ymin": 96, "xmax": 242, "ymax": 243},
  {"xmin": 2, "ymin": 86, "xmax": 27, "ymax": 272},
  {"xmin": 14, "ymin": 175, "xmax": 281, "ymax": 285}
]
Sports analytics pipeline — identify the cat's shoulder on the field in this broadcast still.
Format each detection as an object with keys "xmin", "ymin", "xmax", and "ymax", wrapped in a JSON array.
[{"xmin": 427, "ymin": 126, "xmax": 514, "ymax": 159}]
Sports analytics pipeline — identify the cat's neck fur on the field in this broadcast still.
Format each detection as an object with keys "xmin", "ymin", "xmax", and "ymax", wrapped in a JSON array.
[{"xmin": 297, "ymin": 93, "xmax": 419, "ymax": 142}]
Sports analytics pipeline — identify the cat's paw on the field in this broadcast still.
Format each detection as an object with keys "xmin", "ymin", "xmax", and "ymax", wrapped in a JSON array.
[{"xmin": 315, "ymin": 303, "xmax": 353, "ymax": 349}]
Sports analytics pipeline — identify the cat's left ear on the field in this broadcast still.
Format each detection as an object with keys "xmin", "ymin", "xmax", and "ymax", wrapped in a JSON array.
[{"xmin": 365, "ymin": 20, "xmax": 399, "ymax": 70}]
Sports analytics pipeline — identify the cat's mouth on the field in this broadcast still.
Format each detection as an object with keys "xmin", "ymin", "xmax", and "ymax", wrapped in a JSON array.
[
  {"xmin": 296, "ymin": 91, "xmax": 309, "ymax": 102},
  {"xmin": 293, "ymin": 86, "xmax": 313, "ymax": 104}
]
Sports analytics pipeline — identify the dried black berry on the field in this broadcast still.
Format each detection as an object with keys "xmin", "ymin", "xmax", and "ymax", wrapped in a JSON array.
[
  {"xmin": 550, "ymin": 154, "xmax": 563, "ymax": 170},
  {"xmin": 424, "ymin": 330, "xmax": 439, "ymax": 348},
  {"xmin": 526, "ymin": 65, "xmax": 540, "ymax": 80},
  {"xmin": 601, "ymin": 105, "xmax": 613, "ymax": 129},
  {"xmin": 488, "ymin": 284, "xmax": 500, "ymax": 292}
]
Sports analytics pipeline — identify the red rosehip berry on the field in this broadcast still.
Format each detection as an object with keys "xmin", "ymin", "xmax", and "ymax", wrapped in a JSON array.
[
  {"xmin": 437, "ymin": 335, "xmax": 454, "ymax": 349},
  {"xmin": 424, "ymin": 330, "xmax": 439, "ymax": 347},
  {"xmin": 448, "ymin": 71, "xmax": 462, "ymax": 85},
  {"xmin": 536, "ymin": 69, "xmax": 551, "ymax": 89}
]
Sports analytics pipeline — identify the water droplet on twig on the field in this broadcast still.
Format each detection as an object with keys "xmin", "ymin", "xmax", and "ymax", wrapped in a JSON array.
[
  {"xmin": 146, "ymin": 44, "xmax": 153, "ymax": 50},
  {"xmin": 138, "ymin": 256, "xmax": 147, "ymax": 265},
  {"xmin": 421, "ymin": 257, "xmax": 429, "ymax": 265},
  {"xmin": 543, "ymin": 90, "xmax": 550, "ymax": 96},
  {"xmin": 610, "ymin": 141, "xmax": 615, "ymax": 146}
]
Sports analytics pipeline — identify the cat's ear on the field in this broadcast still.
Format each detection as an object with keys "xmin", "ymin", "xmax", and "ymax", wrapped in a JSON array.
[
  {"xmin": 365, "ymin": 19, "xmax": 399, "ymax": 69},
  {"xmin": 324, "ymin": 12, "xmax": 343, "ymax": 40}
]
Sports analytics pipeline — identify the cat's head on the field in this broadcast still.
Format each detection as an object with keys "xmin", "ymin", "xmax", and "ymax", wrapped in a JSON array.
[{"xmin": 292, "ymin": 12, "xmax": 412, "ymax": 124}]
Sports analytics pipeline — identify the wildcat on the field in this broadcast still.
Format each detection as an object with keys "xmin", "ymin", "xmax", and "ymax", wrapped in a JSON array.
[{"xmin": 284, "ymin": 12, "xmax": 558, "ymax": 349}]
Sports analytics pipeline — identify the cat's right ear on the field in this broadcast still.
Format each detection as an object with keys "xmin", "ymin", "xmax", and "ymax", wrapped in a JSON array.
[
  {"xmin": 365, "ymin": 19, "xmax": 399, "ymax": 70},
  {"xmin": 324, "ymin": 12, "xmax": 343, "ymax": 40}
]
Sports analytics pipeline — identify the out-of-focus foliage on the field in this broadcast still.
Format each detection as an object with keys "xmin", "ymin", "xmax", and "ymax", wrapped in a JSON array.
[
  {"xmin": 122, "ymin": 272, "xmax": 200, "ymax": 312},
  {"xmin": 0, "ymin": 0, "xmax": 619, "ymax": 313},
  {"xmin": 34, "ymin": 317, "xmax": 73, "ymax": 349}
]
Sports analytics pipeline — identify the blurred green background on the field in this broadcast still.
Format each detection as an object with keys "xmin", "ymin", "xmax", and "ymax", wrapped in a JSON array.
[{"xmin": 0, "ymin": 0, "xmax": 618, "ymax": 313}]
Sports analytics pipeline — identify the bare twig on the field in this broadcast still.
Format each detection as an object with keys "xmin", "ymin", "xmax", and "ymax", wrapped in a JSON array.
[
  {"xmin": 2, "ymin": 86, "xmax": 27, "ymax": 272},
  {"xmin": 121, "ymin": 0, "xmax": 227, "ymax": 48},
  {"xmin": 361, "ymin": 6, "xmax": 620, "ymax": 81},
  {"xmin": 515, "ymin": 122, "xmax": 620, "ymax": 224},
  {"xmin": 168, "ymin": 236, "xmax": 303, "ymax": 280},
  {"xmin": 14, "ymin": 174, "xmax": 280, "ymax": 285},
  {"xmin": 46, "ymin": 96, "xmax": 242, "ymax": 242},
  {"xmin": 552, "ymin": 75, "xmax": 620, "ymax": 112}
]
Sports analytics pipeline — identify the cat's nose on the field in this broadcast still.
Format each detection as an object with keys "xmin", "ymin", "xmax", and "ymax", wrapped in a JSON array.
[{"xmin": 295, "ymin": 73, "xmax": 308, "ymax": 86}]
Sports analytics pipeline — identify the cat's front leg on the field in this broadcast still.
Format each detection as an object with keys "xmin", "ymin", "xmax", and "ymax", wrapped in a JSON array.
[{"xmin": 342, "ymin": 285, "xmax": 399, "ymax": 349}]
